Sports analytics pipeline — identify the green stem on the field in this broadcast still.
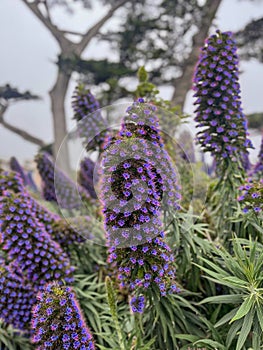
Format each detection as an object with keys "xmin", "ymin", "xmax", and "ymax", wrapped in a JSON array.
[{"xmin": 105, "ymin": 277, "xmax": 125, "ymax": 350}]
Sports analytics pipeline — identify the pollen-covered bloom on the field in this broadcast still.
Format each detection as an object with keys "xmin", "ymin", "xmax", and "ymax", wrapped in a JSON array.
[
  {"xmin": 0, "ymin": 262, "xmax": 36, "ymax": 332},
  {"xmin": 101, "ymin": 99, "xmax": 180, "ymax": 298},
  {"xmin": 78, "ymin": 157, "xmax": 98, "ymax": 199},
  {"xmin": 193, "ymin": 30, "xmax": 252, "ymax": 162},
  {"xmin": 36, "ymin": 152, "xmax": 90, "ymax": 210},
  {"xmin": 72, "ymin": 84, "xmax": 107, "ymax": 151},
  {"xmin": 0, "ymin": 191, "xmax": 74, "ymax": 288},
  {"xmin": 10, "ymin": 156, "xmax": 29, "ymax": 186},
  {"xmin": 238, "ymin": 178, "xmax": 262, "ymax": 213},
  {"xmin": 31, "ymin": 283, "xmax": 95, "ymax": 350},
  {"xmin": 253, "ymin": 136, "xmax": 263, "ymax": 178}
]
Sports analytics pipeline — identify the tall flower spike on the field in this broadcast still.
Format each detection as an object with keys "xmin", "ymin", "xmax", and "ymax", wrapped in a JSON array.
[
  {"xmin": 101, "ymin": 99, "xmax": 180, "ymax": 298},
  {"xmin": 0, "ymin": 191, "xmax": 74, "ymax": 288},
  {"xmin": 72, "ymin": 84, "xmax": 107, "ymax": 151},
  {"xmin": 253, "ymin": 136, "xmax": 263, "ymax": 179},
  {"xmin": 31, "ymin": 283, "xmax": 95, "ymax": 350},
  {"xmin": 193, "ymin": 30, "xmax": 253, "ymax": 163},
  {"xmin": 78, "ymin": 157, "xmax": 98, "ymax": 199},
  {"xmin": 26, "ymin": 195, "xmax": 86, "ymax": 253},
  {"xmin": 0, "ymin": 169, "xmax": 24, "ymax": 195},
  {"xmin": 0, "ymin": 262, "xmax": 36, "ymax": 332},
  {"xmin": 36, "ymin": 152, "xmax": 90, "ymax": 210},
  {"xmin": 10, "ymin": 156, "xmax": 29, "ymax": 186}
]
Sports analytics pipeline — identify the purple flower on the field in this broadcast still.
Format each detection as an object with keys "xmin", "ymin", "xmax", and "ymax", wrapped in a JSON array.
[
  {"xmin": 0, "ymin": 191, "xmax": 74, "ymax": 288},
  {"xmin": 101, "ymin": 100, "xmax": 179, "ymax": 298},
  {"xmin": 72, "ymin": 84, "xmax": 107, "ymax": 151},
  {"xmin": 238, "ymin": 178, "xmax": 262, "ymax": 213},
  {"xmin": 35, "ymin": 152, "xmax": 90, "ymax": 210},
  {"xmin": 253, "ymin": 136, "xmax": 263, "ymax": 178},
  {"xmin": 193, "ymin": 30, "xmax": 253, "ymax": 163},
  {"xmin": 130, "ymin": 295, "xmax": 145, "ymax": 313},
  {"xmin": 78, "ymin": 157, "xmax": 98, "ymax": 199},
  {"xmin": 0, "ymin": 262, "xmax": 36, "ymax": 331},
  {"xmin": 31, "ymin": 283, "xmax": 95, "ymax": 349},
  {"xmin": 0, "ymin": 169, "xmax": 24, "ymax": 195},
  {"xmin": 9, "ymin": 156, "xmax": 29, "ymax": 186}
]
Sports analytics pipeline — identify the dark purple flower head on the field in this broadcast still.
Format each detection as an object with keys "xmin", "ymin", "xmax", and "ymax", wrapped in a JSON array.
[
  {"xmin": 0, "ymin": 169, "xmax": 24, "ymax": 195},
  {"xmin": 78, "ymin": 157, "xmax": 98, "ymax": 199},
  {"xmin": 0, "ymin": 263, "xmax": 36, "ymax": 332},
  {"xmin": 72, "ymin": 84, "xmax": 107, "ymax": 151},
  {"xmin": 35, "ymin": 152, "xmax": 90, "ymax": 210},
  {"xmin": 193, "ymin": 30, "xmax": 253, "ymax": 163},
  {"xmin": 130, "ymin": 295, "xmax": 145, "ymax": 313},
  {"xmin": 0, "ymin": 191, "xmax": 74, "ymax": 288},
  {"xmin": 238, "ymin": 178, "xmax": 263, "ymax": 213},
  {"xmin": 253, "ymin": 136, "xmax": 263, "ymax": 178},
  {"xmin": 31, "ymin": 283, "xmax": 95, "ymax": 350},
  {"xmin": 10, "ymin": 156, "xmax": 29, "ymax": 186},
  {"xmin": 100, "ymin": 99, "xmax": 179, "ymax": 297}
]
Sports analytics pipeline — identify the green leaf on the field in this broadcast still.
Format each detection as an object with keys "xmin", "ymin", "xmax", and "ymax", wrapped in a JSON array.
[
  {"xmin": 199, "ymin": 294, "xmax": 243, "ymax": 305},
  {"xmin": 230, "ymin": 295, "xmax": 254, "ymax": 322},
  {"xmin": 236, "ymin": 309, "xmax": 255, "ymax": 350},
  {"xmin": 214, "ymin": 307, "xmax": 239, "ymax": 328}
]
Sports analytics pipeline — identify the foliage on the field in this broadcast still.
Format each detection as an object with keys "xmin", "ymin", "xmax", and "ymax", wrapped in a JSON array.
[{"xmin": 1, "ymin": 28, "xmax": 263, "ymax": 350}]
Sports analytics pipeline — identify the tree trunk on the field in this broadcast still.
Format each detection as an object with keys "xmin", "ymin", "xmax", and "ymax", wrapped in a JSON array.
[
  {"xmin": 171, "ymin": 0, "xmax": 222, "ymax": 108},
  {"xmin": 49, "ymin": 69, "xmax": 71, "ymax": 173}
]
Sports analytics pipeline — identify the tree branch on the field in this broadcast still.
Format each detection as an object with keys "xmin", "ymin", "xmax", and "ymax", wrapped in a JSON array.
[
  {"xmin": 21, "ymin": 0, "xmax": 70, "ymax": 50},
  {"xmin": 76, "ymin": 0, "xmax": 130, "ymax": 54},
  {"xmin": 171, "ymin": 0, "xmax": 222, "ymax": 107},
  {"xmin": 0, "ymin": 106, "xmax": 45, "ymax": 147}
]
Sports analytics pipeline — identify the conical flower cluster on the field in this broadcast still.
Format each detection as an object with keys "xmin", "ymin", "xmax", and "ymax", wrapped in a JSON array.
[
  {"xmin": 29, "ymin": 198, "xmax": 86, "ymax": 253},
  {"xmin": 72, "ymin": 84, "xmax": 107, "ymax": 151},
  {"xmin": 101, "ymin": 99, "xmax": 180, "ymax": 297},
  {"xmin": 10, "ymin": 156, "xmax": 29, "ymax": 186},
  {"xmin": 193, "ymin": 30, "xmax": 252, "ymax": 162},
  {"xmin": 0, "ymin": 169, "xmax": 24, "ymax": 195},
  {"xmin": 31, "ymin": 283, "xmax": 95, "ymax": 350},
  {"xmin": 78, "ymin": 157, "xmax": 97, "ymax": 199},
  {"xmin": 0, "ymin": 191, "xmax": 74, "ymax": 288},
  {"xmin": 36, "ymin": 152, "xmax": 90, "ymax": 210},
  {"xmin": 253, "ymin": 136, "xmax": 263, "ymax": 178},
  {"xmin": 0, "ymin": 262, "xmax": 36, "ymax": 331}
]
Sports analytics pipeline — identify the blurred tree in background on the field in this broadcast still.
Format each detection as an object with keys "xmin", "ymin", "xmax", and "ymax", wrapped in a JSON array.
[{"xmin": 10, "ymin": 0, "xmax": 263, "ymax": 170}]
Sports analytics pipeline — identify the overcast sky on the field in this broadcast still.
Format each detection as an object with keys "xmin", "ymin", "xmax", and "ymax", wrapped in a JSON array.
[{"xmin": 0, "ymin": 0, "xmax": 263, "ymax": 164}]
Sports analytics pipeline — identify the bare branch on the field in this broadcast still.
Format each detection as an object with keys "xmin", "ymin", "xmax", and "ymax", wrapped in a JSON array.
[
  {"xmin": 0, "ymin": 105, "xmax": 45, "ymax": 147},
  {"xmin": 21, "ymin": 0, "xmax": 70, "ymax": 49},
  {"xmin": 76, "ymin": 0, "xmax": 130, "ymax": 54},
  {"xmin": 171, "ymin": 0, "xmax": 222, "ymax": 107}
]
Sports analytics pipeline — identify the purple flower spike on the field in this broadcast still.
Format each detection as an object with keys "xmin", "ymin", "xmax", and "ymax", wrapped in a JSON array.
[
  {"xmin": 193, "ymin": 30, "xmax": 253, "ymax": 163},
  {"xmin": 36, "ymin": 152, "xmax": 90, "ymax": 210},
  {"xmin": 31, "ymin": 283, "xmax": 95, "ymax": 349},
  {"xmin": 101, "ymin": 100, "xmax": 179, "ymax": 298},
  {"xmin": 0, "ymin": 169, "xmax": 24, "ymax": 195},
  {"xmin": 0, "ymin": 262, "xmax": 36, "ymax": 332},
  {"xmin": 253, "ymin": 136, "xmax": 263, "ymax": 179},
  {"xmin": 0, "ymin": 191, "xmax": 74, "ymax": 288},
  {"xmin": 9, "ymin": 156, "xmax": 29, "ymax": 186},
  {"xmin": 78, "ymin": 157, "xmax": 98, "ymax": 199},
  {"xmin": 72, "ymin": 84, "xmax": 107, "ymax": 151}
]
